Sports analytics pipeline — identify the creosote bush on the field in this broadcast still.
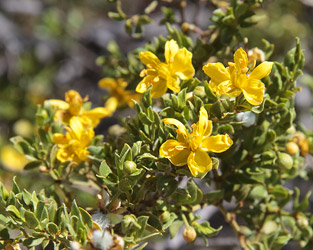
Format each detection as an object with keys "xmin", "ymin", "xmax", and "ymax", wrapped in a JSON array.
[{"xmin": 1, "ymin": 1, "xmax": 313, "ymax": 250}]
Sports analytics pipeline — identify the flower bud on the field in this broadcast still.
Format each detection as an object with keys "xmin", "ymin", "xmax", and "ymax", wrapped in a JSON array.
[
  {"xmin": 183, "ymin": 226, "xmax": 197, "ymax": 243},
  {"xmin": 285, "ymin": 142, "xmax": 299, "ymax": 156},
  {"xmin": 296, "ymin": 215, "xmax": 309, "ymax": 229},
  {"xmin": 123, "ymin": 161, "xmax": 137, "ymax": 174},
  {"xmin": 193, "ymin": 86, "xmax": 206, "ymax": 98},
  {"xmin": 36, "ymin": 109, "xmax": 48, "ymax": 126},
  {"xmin": 278, "ymin": 152, "xmax": 293, "ymax": 170},
  {"xmin": 160, "ymin": 211, "xmax": 171, "ymax": 223},
  {"xmin": 181, "ymin": 22, "xmax": 190, "ymax": 33}
]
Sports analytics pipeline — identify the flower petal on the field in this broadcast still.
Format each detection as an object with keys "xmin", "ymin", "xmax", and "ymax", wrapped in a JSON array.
[
  {"xmin": 45, "ymin": 100, "xmax": 69, "ymax": 110},
  {"xmin": 171, "ymin": 48, "xmax": 195, "ymax": 80},
  {"xmin": 202, "ymin": 134, "xmax": 233, "ymax": 153},
  {"xmin": 136, "ymin": 76, "xmax": 152, "ymax": 93},
  {"xmin": 159, "ymin": 139, "xmax": 190, "ymax": 166},
  {"xmin": 249, "ymin": 61, "xmax": 273, "ymax": 80},
  {"xmin": 165, "ymin": 39, "xmax": 179, "ymax": 64},
  {"xmin": 242, "ymin": 79, "xmax": 265, "ymax": 105},
  {"xmin": 52, "ymin": 133, "xmax": 70, "ymax": 144},
  {"xmin": 191, "ymin": 107, "xmax": 212, "ymax": 140},
  {"xmin": 187, "ymin": 150, "xmax": 212, "ymax": 177},
  {"xmin": 105, "ymin": 97, "xmax": 118, "ymax": 114},
  {"xmin": 216, "ymin": 80, "xmax": 241, "ymax": 97},
  {"xmin": 98, "ymin": 78, "xmax": 117, "ymax": 90},
  {"xmin": 203, "ymin": 62, "xmax": 230, "ymax": 83},
  {"xmin": 69, "ymin": 116, "xmax": 84, "ymax": 140},
  {"xmin": 151, "ymin": 78, "xmax": 168, "ymax": 98},
  {"xmin": 163, "ymin": 118, "xmax": 188, "ymax": 140},
  {"xmin": 56, "ymin": 148, "xmax": 72, "ymax": 163},
  {"xmin": 139, "ymin": 51, "xmax": 160, "ymax": 68},
  {"xmin": 234, "ymin": 48, "xmax": 248, "ymax": 70},
  {"xmin": 166, "ymin": 76, "xmax": 180, "ymax": 93},
  {"xmin": 65, "ymin": 90, "xmax": 84, "ymax": 115}
]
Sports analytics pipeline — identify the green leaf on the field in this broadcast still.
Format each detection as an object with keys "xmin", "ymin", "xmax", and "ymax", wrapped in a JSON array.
[
  {"xmin": 169, "ymin": 220, "xmax": 184, "ymax": 238},
  {"xmin": 79, "ymin": 208, "xmax": 93, "ymax": 229},
  {"xmin": 193, "ymin": 221, "xmax": 222, "ymax": 236},
  {"xmin": 23, "ymin": 237, "xmax": 44, "ymax": 247},
  {"xmin": 137, "ymin": 216, "xmax": 149, "ymax": 237},
  {"xmin": 162, "ymin": 212, "xmax": 177, "ymax": 230},
  {"xmin": 22, "ymin": 190, "xmax": 32, "ymax": 206},
  {"xmin": 71, "ymin": 200, "xmax": 81, "ymax": 219},
  {"xmin": 157, "ymin": 176, "xmax": 178, "ymax": 197},
  {"xmin": 99, "ymin": 161, "xmax": 112, "ymax": 178},
  {"xmin": 6, "ymin": 205, "xmax": 21, "ymax": 218},
  {"xmin": 132, "ymin": 141, "xmax": 142, "ymax": 157},
  {"xmin": 205, "ymin": 190, "xmax": 224, "ymax": 204},
  {"xmin": 46, "ymin": 222, "xmax": 59, "ymax": 235},
  {"xmin": 293, "ymin": 187, "xmax": 311, "ymax": 212},
  {"xmin": 12, "ymin": 177, "xmax": 20, "ymax": 194},
  {"xmin": 24, "ymin": 211, "xmax": 40, "ymax": 228},
  {"xmin": 24, "ymin": 160, "xmax": 43, "ymax": 170}
]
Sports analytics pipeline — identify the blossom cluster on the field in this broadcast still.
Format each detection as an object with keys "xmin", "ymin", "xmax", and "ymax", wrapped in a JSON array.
[{"xmin": 48, "ymin": 39, "xmax": 272, "ymax": 176}]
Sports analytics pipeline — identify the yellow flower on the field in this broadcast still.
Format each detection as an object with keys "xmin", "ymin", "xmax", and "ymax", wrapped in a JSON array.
[
  {"xmin": 203, "ymin": 48, "xmax": 273, "ymax": 105},
  {"xmin": 52, "ymin": 117, "xmax": 94, "ymax": 163},
  {"xmin": 45, "ymin": 89, "xmax": 117, "ymax": 127},
  {"xmin": 159, "ymin": 107, "xmax": 233, "ymax": 177},
  {"xmin": 136, "ymin": 39, "xmax": 195, "ymax": 98},
  {"xmin": 98, "ymin": 78, "xmax": 141, "ymax": 107}
]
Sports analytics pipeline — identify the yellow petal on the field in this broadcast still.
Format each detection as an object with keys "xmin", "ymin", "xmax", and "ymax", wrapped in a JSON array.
[
  {"xmin": 202, "ymin": 134, "xmax": 233, "ymax": 153},
  {"xmin": 191, "ymin": 107, "xmax": 212, "ymax": 139},
  {"xmin": 159, "ymin": 139, "xmax": 190, "ymax": 166},
  {"xmin": 52, "ymin": 133, "xmax": 70, "ymax": 144},
  {"xmin": 105, "ymin": 97, "xmax": 118, "ymax": 113},
  {"xmin": 136, "ymin": 77, "xmax": 152, "ymax": 94},
  {"xmin": 171, "ymin": 48, "xmax": 195, "ymax": 80},
  {"xmin": 80, "ymin": 128, "xmax": 95, "ymax": 147},
  {"xmin": 45, "ymin": 99, "xmax": 69, "ymax": 110},
  {"xmin": 155, "ymin": 62, "xmax": 170, "ymax": 80},
  {"xmin": 203, "ymin": 62, "xmax": 230, "ymax": 83},
  {"xmin": 242, "ymin": 79, "xmax": 265, "ymax": 105},
  {"xmin": 65, "ymin": 90, "xmax": 84, "ymax": 115},
  {"xmin": 187, "ymin": 150, "xmax": 212, "ymax": 177},
  {"xmin": 139, "ymin": 51, "xmax": 160, "ymax": 68},
  {"xmin": 216, "ymin": 80, "xmax": 241, "ymax": 97},
  {"xmin": 165, "ymin": 39, "xmax": 179, "ymax": 64},
  {"xmin": 249, "ymin": 61, "xmax": 273, "ymax": 80},
  {"xmin": 163, "ymin": 118, "xmax": 188, "ymax": 140},
  {"xmin": 151, "ymin": 78, "xmax": 168, "ymax": 98},
  {"xmin": 166, "ymin": 76, "xmax": 180, "ymax": 93},
  {"xmin": 56, "ymin": 148, "xmax": 72, "ymax": 163},
  {"xmin": 0, "ymin": 145, "xmax": 29, "ymax": 171},
  {"xmin": 69, "ymin": 116, "xmax": 84, "ymax": 140},
  {"xmin": 98, "ymin": 78, "xmax": 117, "ymax": 89},
  {"xmin": 234, "ymin": 48, "xmax": 248, "ymax": 70}
]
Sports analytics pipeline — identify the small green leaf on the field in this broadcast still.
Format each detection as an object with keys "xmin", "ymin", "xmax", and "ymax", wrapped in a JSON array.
[
  {"xmin": 99, "ymin": 161, "xmax": 112, "ymax": 178},
  {"xmin": 193, "ymin": 221, "xmax": 222, "ymax": 236},
  {"xmin": 12, "ymin": 177, "xmax": 20, "ymax": 194},
  {"xmin": 24, "ymin": 211, "xmax": 40, "ymax": 228},
  {"xmin": 46, "ymin": 222, "xmax": 59, "ymax": 235},
  {"xmin": 24, "ymin": 160, "xmax": 43, "ymax": 170},
  {"xmin": 169, "ymin": 220, "xmax": 184, "ymax": 238},
  {"xmin": 79, "ymin": 208, "xmax": 93, "ymax": 229},
  {"xmin": 6, "ymin": 205, "xmax": 21, "ymax": 218}
]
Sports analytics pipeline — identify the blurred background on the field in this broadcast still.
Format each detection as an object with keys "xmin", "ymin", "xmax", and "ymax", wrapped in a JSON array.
[{"xmin": 1, "ymin": 0, "xmax": 313, "ymax": 249}]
